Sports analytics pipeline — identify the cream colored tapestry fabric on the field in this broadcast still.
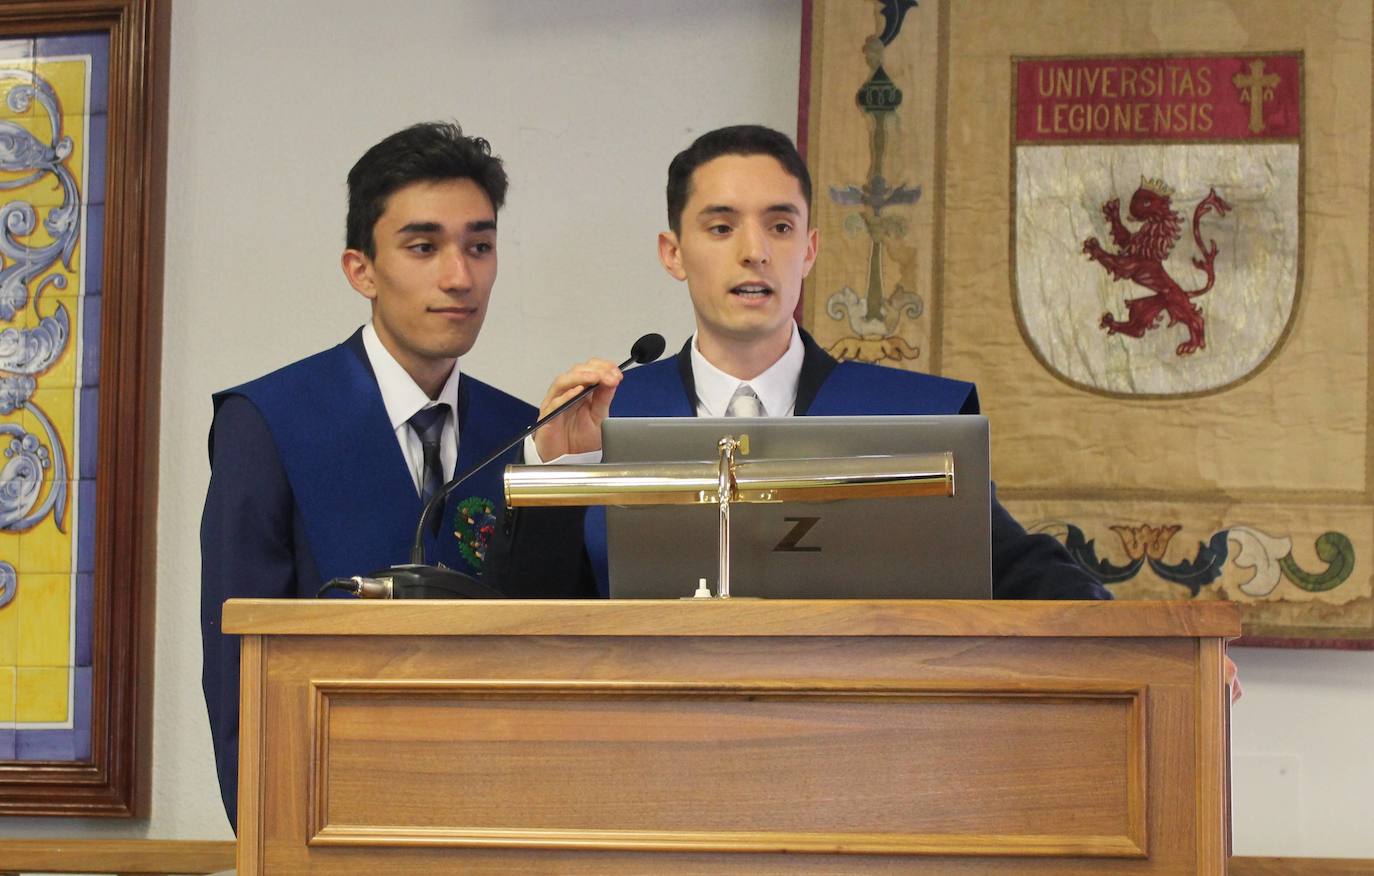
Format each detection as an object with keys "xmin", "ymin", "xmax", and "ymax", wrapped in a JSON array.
[{"xmin": 802, "ymin": 0, "xmax": 1372, "ymax": 642}]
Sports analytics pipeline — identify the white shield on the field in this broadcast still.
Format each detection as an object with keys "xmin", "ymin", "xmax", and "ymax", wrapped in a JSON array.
[{"xmin": 1014, "ymin": 142, "xmax": 1300, "ymax": 396}]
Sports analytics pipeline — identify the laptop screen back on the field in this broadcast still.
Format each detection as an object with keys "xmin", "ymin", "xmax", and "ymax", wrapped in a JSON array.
[{"xmin": 602, "ymin": 415, "xmax": 992, "ymax": 600}]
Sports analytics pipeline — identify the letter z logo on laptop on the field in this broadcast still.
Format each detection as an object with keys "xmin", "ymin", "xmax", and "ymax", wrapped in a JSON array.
[{"xmin": 774, "ymin": 516, "xmax": 822, "ymax": 552}]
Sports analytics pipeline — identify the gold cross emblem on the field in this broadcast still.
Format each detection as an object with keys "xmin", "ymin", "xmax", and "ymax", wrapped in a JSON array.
[{"xmin": 1232, "ymin": 59, "xmax": 1280, "ymax": 134}]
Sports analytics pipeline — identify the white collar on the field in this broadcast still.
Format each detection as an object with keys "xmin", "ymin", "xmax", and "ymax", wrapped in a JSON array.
[
  {"xmin": 689, "ymin": 322, "xmax": 804, "ymax": 417},
  {"xmin": 361, "ymin": 321, "xmax": 462, "ymax": 428}
]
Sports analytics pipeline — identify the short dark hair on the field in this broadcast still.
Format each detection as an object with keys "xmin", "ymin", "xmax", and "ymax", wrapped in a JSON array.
[
  {"xmin": 665, "ymin": 125, "xmax": 812, "ymax": 234},
  {"xmin": 345, "ymin": 121, "xmax": 508, "ymax": 257}
]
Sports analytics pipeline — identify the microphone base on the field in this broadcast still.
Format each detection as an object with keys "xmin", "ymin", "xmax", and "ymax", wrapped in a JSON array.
[{"xmin": 372, "ymin": 564, "xmax": 506, "ymax": 599}]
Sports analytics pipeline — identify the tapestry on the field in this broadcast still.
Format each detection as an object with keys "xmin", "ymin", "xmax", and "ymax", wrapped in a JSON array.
[
  {"xmin": 0, "ymin": 33, "xmax": 107, "ymax": 759},
  {"xmin": 801, "ymin": 0, "xmax": 1373, "ymax": 643}
]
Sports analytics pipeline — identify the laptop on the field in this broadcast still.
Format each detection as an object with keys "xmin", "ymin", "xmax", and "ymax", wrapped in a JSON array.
[{"xmin": 602, "ymin": 415, "xmax": 992, "ymax": 599}]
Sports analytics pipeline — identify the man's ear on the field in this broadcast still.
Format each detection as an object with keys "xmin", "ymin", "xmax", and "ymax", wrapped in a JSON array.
[
  {"xmin": 340, "ymin": 249, "xmax": 377, "ymax": 300},
  {"xmin": 801, "ymin": 226, "xmax": 819, "ymax": 279},
  {"xmin": 657, "ymin": 231, "xmax": 687, "ymax": 281}
]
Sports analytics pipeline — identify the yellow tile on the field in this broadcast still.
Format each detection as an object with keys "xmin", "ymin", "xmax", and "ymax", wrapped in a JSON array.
[
  {"xmin": 33, "ymin": 58, "xmax": 90, "ymax": 123},
  {"xmin": 0, "ymin": 107, "xmax": 89, "ymax": 210},
  {"xmin": 0, "ymin": 62, "xmax": 37, "ymax": 116},
  {"xmin": 0, "ymin": 112, "xmax": 85, "ymax": 212},
  {"xmin": 0, "ymin": 666, "xmax": 14, "ymax": 722},
  {"xmin": 17, "ymin": 574, "xmax": 69, "ymax": 666},
  {"xmin": 8, "ymin": 163, "xmax": 68, "ymax": 211},
  {"xmin": 27, "ymin": 385, "xmax": 79, "ymax": 442},
  {"xmin": 19, "ymin": 297, "xmax": 80, "ymax": 388},
  {"xmin": 0, "ymin": 592, "xmax": 17, "ymax": 664},
  {"xmin": 17, "ymin": 515, "xmax": 74, "ymax": 575},
  {"xmin": 59, "ymin": 112, "xmax": 92, "ymax": 197},
  {"xmin": 17, "ymin": 665, "xmax": 68, "ymax": 722},
  {"xmin": 0, "ymin": 539, "xmax": 19, "ymax": 605},
  {"xmin": 3, "ymin": 403, "xmax": 75, "ymax": 558}
]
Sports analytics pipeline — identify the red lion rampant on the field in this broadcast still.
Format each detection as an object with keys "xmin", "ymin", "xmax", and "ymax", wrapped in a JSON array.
[{"xmin": 1083, "ymin": 178, "xmax": 1231, "ymax": 356}]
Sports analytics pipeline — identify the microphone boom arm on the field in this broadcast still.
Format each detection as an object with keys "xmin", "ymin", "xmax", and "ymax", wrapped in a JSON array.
[{"xmin": 409, "ymin": 332, "xmax": 665, "ymax": 564}]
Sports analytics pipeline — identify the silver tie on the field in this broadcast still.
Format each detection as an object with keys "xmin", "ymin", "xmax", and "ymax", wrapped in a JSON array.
[{"xmin": 725, "ymin": 384, "xmax": 766, "ymax": 417}]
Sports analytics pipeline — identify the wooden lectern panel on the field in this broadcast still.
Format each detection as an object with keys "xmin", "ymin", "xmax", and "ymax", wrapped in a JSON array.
[
  {"xmin": 227, "ymin": 600, "xmax": 1235, "ymax": 874},
  {"xmin": 313, "ymin": 681, "xmax": 1143, "ymax": 854}
]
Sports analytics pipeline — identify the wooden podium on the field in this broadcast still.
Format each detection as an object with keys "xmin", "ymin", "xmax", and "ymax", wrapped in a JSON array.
[{"xmin": 223, "ymin": 598, "xmax": 1238, "ymax": 874}]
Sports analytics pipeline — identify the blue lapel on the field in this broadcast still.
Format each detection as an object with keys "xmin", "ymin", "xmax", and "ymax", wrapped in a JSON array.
[
  {"xmin": 608, "ymin": 354, "xmax": 696, "ymax": 418},
  {"xmin": 809, "ymin": 362, "xmax": 977, "ymax": 415}
]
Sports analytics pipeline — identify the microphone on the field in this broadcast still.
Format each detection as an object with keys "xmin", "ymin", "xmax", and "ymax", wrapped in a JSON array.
[
  {"xmin": 321, "ymin": 332, "xmax": 666, "ymax": 599},
  {"xmin": 627, "ymin": 332, "xmax": 667, "ymax": 366},
  {"xmin": 410, "ymin": 331, "xmax": 664, "ymax": 561}
]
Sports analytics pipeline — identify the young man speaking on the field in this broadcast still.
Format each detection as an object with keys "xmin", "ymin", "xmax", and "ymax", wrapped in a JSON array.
[{"xmin": 487, "ymin": 125, "xmax": 1109, "ymax": 603}]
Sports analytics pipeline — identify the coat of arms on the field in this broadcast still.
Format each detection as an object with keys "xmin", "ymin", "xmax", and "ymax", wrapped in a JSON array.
[{"xmin": 1012, "ymin": 53, "xmax": 1302, "ymax": 396}]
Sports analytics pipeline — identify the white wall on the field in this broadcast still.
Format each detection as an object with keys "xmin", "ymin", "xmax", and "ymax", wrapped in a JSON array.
[
  {"xmin": 1230, "ymin": 647, "xmax": 1374, "ymax": 857},
  {"xmin": 1, "ymin": 0, "xmax": 1370, "ymax": 861}
]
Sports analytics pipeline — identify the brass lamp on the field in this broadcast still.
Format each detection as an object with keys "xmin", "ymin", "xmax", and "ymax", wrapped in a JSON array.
[{"xmin": 504, "ymin": 436, "xmax": 953, "ymax": 598}]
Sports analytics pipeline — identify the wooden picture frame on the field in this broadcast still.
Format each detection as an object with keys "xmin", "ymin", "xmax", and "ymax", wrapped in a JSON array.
[{"xmin": 0, "ymin": 0, "xmax": 167, "ymax": 816}]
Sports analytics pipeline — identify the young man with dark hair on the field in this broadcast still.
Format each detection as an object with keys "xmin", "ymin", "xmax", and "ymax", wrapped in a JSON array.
[
  {"xmin": 663, "ymin": 124, "xmax": 812, "ymax": 235},
  {"xmin": 487, "ymin": 124, "xmax": 1110, "ymax": 602},
  {"xmin": 200, "ymin": 122, "xmax": 534, "ymax": 827}
]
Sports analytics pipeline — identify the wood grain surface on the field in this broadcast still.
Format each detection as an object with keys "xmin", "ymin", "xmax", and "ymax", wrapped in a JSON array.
[
  {"xmin": 223, "ymin": 597, "xmax": 1241, "ymax": 638},
  {"xmin": 229, "ymin": 600, "xmax": 1236, "ymax": 874}
]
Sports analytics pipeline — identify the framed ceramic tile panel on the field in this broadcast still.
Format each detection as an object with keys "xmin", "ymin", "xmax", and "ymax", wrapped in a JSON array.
[{"xmin": 0, "ymin": 0, "xmax": 166, "ymax": 816}]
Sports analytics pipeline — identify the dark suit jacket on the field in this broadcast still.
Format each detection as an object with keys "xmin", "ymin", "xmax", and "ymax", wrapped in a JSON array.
[
  {"xmin": 200, "ymin": 331, "xmax": 533, "ymax": 829},
  {"xmin": 487, "ymin": 332, "xmax": 1110, "ymax": 602}
]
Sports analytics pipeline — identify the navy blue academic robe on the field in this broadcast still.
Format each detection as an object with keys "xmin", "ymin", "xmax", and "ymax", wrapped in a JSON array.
[
  {"xmin": 199, "ymin": 329, "xmax": 534, "ymax": 828},
  {"xmin": 486, "ymin": 330, "xmax": 1109, "ymax": 603}
]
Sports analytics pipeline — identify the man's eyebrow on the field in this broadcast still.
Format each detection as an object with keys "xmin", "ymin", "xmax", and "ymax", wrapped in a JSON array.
[
  {"xmin": 394, "ymin": 218, "xmax": 497, "ymax": 235},
  {"xmin": 696, "ymin": 205, "xmax": 739, "ymax": 219},
  {"xmin": 695, "ymin": 203, "xmax": 801, "ymax": 220}
]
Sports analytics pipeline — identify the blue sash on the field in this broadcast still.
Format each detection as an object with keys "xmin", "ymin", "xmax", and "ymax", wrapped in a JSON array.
[{"xmin": 215, "ymin": 341, "xmax": 533, "ymax": 589}]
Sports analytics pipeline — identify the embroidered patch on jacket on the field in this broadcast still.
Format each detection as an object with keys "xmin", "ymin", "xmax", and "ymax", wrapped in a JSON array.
[{"xmin": 453, "ymin": 496, "xmax": 497, "ymax": 569}]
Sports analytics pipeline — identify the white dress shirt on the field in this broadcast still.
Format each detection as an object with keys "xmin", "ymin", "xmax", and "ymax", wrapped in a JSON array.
[
  {"xmin": 362, "ymin": 322, "xmax": 460, "ymax": 495},
  {"xmin": 688, "ymin": 322, "xmax": 803, "ymax": 418},
  {"xmin": 527, "ymin": 323, "xmax": 805, "ymax": 465}
]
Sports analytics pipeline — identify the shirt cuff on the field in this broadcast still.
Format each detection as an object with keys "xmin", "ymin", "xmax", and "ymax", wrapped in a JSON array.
[{"xmin": 523, "ymin": 434, "xmax": 603, "ymax": 466}]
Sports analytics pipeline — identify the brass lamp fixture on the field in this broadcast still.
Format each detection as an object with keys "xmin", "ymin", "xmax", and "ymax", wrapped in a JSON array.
[{"xmin": 504, "ymin": 436, "xmax": 953, "ymax": 598}]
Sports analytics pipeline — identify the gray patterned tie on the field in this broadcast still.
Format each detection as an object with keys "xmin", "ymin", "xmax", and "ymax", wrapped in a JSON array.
[
  {"xmin": 725, "ymin": 385, "xmax": 765, "ymax": 417},
  {"xmin": 407, "ymin": 404, "xmax": 450, "ymax": 507}
]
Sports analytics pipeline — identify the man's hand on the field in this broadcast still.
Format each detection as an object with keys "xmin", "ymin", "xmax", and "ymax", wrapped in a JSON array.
[
  {"xmin": 1225, "ymin": 653, "xmax": 1243, "ymax": 704},
  {"xmin": 532, "ymin": 358, "xmax": 623, "ymax": 462}
]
